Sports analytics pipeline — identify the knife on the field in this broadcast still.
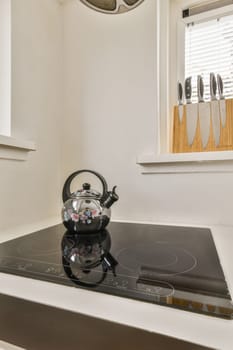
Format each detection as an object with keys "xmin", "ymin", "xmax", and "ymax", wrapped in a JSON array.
[
  {"xmin": 198, "ymin": 75, "xmax": 210, "ymax": 149},
  {"xmin": 217, "ymin": 74, "xmax": 226, "ymax": 128},
  {"xmin": 177, "ymin": 81, "xmax": 183, "ymax": 123},
  {"xmin": 185, "ymin": 77, "xmax": 198, "ymax": 146},
  {"xmin": 210, "ymin": 73, "xmax": 221, "ymax": 146}
]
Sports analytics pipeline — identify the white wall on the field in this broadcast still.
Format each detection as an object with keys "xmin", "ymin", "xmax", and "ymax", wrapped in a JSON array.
[
  {"xmin": 0, "ymin": 0, "xmax": 63, "ymax": 232},
  {"xmin": 63, "ymin": 0, "xmax": 233, "ymax": 226},
  {"xmin": 0, "ymin": 0, "xmax": 11, "ymax": 136},
  {"xmin": 1, "ymin": 0, "xmax": 233, "ymax": 233}
]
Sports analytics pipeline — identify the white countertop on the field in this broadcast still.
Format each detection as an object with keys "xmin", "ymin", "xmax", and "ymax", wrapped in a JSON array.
[{"xmin": 0, "ymin": 219, "xmax": 232, "ymax": 350}]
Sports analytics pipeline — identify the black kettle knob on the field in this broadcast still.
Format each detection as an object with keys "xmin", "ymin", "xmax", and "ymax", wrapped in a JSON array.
[{"xmin": 83, "ymin": 183, "xmax": 91, "ymax": 190}]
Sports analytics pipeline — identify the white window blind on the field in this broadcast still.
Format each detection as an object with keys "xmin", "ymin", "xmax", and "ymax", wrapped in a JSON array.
[{"xmin": 185, "ymin": 13, "xmax": 233, "ymax": 102}]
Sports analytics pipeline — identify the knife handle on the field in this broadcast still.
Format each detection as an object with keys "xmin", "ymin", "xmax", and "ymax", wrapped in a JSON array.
[
  {"xmin": 210, "ymin": 73, "xmax": 217, "ymax": 100},
  {"xmin": 217, "ymin": 74, "xmax": 224, "ymax": 99},
  {"xmin": 197, "ymin": 75, "xmax": 204, "ymax": 103},
  {"xmin": 178, "ymin": 82, "xmax": 183, "ymax": 105},
  {"xmin": 185, "ymin": 77, "xmax": 192, "ymax": 103}
]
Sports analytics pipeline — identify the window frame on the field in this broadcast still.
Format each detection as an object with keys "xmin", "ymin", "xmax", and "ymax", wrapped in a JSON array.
[{"xmin": 0, "ymin": 0, "xmax": 36, "ymax": 161}]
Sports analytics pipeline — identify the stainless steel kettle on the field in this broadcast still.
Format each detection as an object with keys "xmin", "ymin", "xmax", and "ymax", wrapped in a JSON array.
[{"xmin": 62, "ymin": 170, "xmax": 119, "ymax": 233}]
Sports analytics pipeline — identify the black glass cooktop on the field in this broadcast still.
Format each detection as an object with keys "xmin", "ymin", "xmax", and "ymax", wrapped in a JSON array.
[{"xmin": 0, "ymin": 222, "xmax": 232, "ymax": 319}]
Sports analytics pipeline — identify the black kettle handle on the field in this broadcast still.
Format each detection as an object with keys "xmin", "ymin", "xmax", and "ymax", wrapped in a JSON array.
[{"xmin": 62, "ymin": 169, "xmax": 108, "ymax": 203}]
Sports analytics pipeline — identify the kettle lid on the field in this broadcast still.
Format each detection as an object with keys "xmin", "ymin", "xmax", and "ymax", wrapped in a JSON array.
[{"xmin": 73, "ymin": 183, "xmax": 101, "ymax": 199}]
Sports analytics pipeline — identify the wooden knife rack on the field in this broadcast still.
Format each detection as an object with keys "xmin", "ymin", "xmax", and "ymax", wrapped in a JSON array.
[{"xmin": 172, "ymin": 98, "xmax": 233, "ymax": 153}]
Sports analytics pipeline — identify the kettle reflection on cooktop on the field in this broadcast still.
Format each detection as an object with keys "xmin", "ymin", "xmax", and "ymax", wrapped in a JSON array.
[{"xmin": 61, "ymin": 230, "xmax": 118, "ymax": 287}]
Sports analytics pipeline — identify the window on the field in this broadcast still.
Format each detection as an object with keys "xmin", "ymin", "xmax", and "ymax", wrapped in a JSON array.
[
  {"xmin": 185, "ymin": 12, "xmax": 233, "ymax": 102},
  {"xmin": 137, "ymin": 0, "xmax": 233, "ymax": 171},
  {"xmin": 169, "ymin": 0, "xmax": 233, "ymax": 106}
]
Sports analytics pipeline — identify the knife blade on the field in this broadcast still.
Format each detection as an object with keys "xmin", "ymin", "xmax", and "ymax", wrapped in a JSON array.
[
  {"xmin": 177, "ymin": 81, "xmax": 183, "ymax": 123},
  {"xmin": 217, "ymin": 74, "xmax": 226, "ymax": 127},
  {"xmin": 198, "ymin": 75, "xmax": 210, "ymax": 149},
  {"xmin": 185, "ymin": 77, "xmax": 198, "ymax": 146},
  {"xmin": 210, "ymin": 73, "xmax": 221, "ymax": 146}
]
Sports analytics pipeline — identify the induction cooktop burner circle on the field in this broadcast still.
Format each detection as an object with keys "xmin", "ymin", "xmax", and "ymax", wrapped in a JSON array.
[{"xmin": 116, "ymin": 242, "xmax": 197, "ymax": 276}]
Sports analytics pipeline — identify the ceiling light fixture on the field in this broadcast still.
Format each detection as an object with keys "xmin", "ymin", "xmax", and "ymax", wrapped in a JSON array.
[{"xmin": 80, "ymin": 0, "xmax": 145, "ymax": 14}]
